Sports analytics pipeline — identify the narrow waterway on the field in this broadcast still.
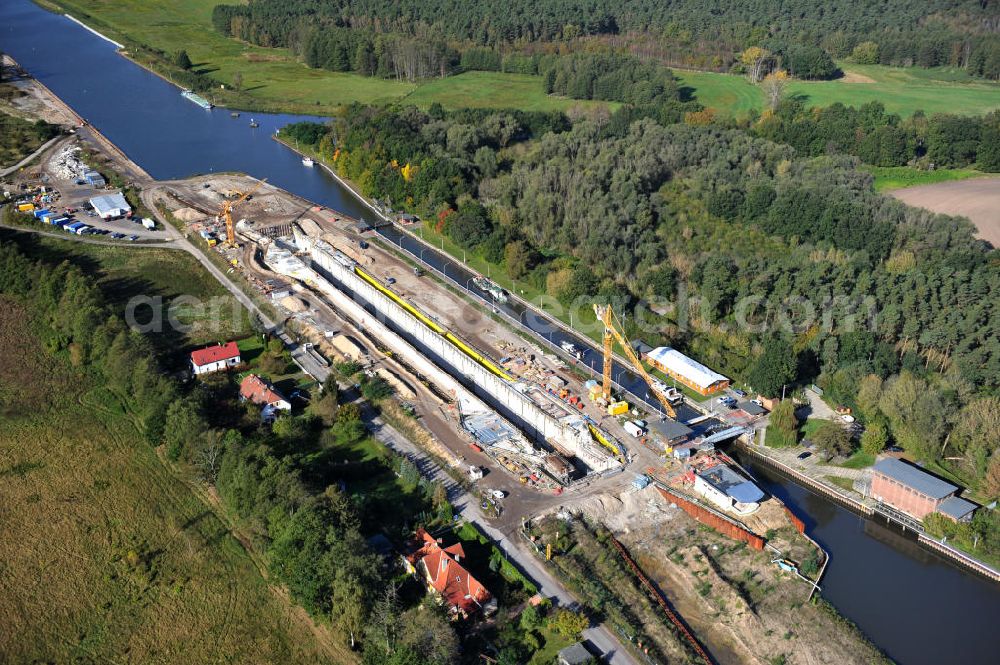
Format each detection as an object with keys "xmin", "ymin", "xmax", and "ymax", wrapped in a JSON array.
[
  {"xmin": 748, "ymin": 462, "xmax": 1000, "ymax": 665},
  {"xmin": 3, "ymin": 2, "xmax": 1000, "ymax": 662}
]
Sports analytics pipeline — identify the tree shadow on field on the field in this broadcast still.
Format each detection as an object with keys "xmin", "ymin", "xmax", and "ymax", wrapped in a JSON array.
[{"xmin": 678, "ymin": 85, "xmax": 697, "ymax": 103}]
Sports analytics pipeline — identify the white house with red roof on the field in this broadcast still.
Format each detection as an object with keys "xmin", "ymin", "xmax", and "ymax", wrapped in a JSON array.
[
  {"xmin": 404, "ymin": 528, "xmax": 496, "ymax": 619},
  {"xmin": 190, "ymin": 341, "xmax": 242, "ymax": 375},
  {"xmin": 239, "ymin": 374, "xmax": 291, "ymax": 421}
]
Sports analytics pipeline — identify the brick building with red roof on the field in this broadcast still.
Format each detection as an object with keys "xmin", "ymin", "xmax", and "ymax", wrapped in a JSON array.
[
  {"xmin": 404, "ymin": 528, "xmax": 496, "ymax": 619},
  {"xmin": 190, "ymin": 341, "xmax": 241, "ymax": 375},
  {"xmin": 239, "ymin": 374, "xmax": 291, "ymax": 421}
]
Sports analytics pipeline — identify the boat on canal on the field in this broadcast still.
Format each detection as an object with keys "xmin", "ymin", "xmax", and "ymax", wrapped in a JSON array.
[{"xmin": 180, "ymin": 89, "xmax": 212, "ymax": 110}]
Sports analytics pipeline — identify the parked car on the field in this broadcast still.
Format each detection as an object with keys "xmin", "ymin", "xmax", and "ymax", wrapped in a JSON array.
[
  {"xmin": 489, "ymin": 490, "xmax": 506, "ymax": 500},
  {"xmin": 128, "ymin": 235, "xmax": 139, "ymax": 241},
  {"xmin": 385, "ymin": 276, "xmax": 396, "ymax": 284},
  {"xmin": 797, "ymin": 451, "xmax": 812, "ymax": 460},
  {"xmin": 111, "ymin": 233, "xmax": 124, "ymax": 239},
  {"xmin": 732, "ymin": 388, "xmax": 747, "ymax": 398}
]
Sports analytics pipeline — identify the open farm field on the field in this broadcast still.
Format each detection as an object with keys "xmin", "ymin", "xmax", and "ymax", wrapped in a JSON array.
[
  {"xmin": 676, "ymin": 64, "xmax": 1000, "ymax": 117},
  {"xmin": 0, "ymin": 296, "xmax": 340, "ymax": 664},
  {"xmin": 888, "ymin": 176, "xmax": 1000, "ymax": 246}
]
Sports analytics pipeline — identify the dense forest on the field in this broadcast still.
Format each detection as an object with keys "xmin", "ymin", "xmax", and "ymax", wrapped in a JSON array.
[
  {"xmin": 212, "ymin": 0, "xmax": 1000, "ymax": 80},
  {"xmin": 746, "ymin": 101, "xmax": 1000, "ymax": 170},
  {"xmin": 282, "ymin": 101, "xmax": 1000, "ymax": 511}
]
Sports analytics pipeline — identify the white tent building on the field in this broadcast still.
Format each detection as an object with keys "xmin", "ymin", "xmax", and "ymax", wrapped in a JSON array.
[
  {"xmin": 646, "ymin": 346, "xmax": 729, "ymax": 396},
  {"xmin": 89, "ymin": 192, "xmax": 131, "ymax": 219}
]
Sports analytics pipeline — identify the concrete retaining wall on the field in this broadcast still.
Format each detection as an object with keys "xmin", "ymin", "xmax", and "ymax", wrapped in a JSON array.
[{"xmin": 304, "ymin": 239, "xmax": 618, "ymax": 472}]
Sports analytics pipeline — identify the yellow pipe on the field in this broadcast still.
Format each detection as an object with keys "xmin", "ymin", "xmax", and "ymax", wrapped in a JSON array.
[
  {"xmin": 588, "ymin": 423, "xmax": 622, "ymax": 458},
  {"xmin": 353, "ymin": 265, "xmax": 513, "ymax": 381},
  {"xmin": 444, "ymin": 332, "xmax": 513, "ymax": 381},
  {"xmin": 354, "ymin": 266, "xmax": 446, "ymax": 333}
]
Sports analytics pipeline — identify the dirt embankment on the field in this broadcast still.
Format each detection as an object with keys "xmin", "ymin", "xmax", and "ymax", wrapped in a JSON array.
[
  {"xmin": 576, "ymin": 488, "xmax": 888, "ymax": 665},
  {"xmin": 890, "ymin": 177, "xmax": 1000, "ymax": 247}
]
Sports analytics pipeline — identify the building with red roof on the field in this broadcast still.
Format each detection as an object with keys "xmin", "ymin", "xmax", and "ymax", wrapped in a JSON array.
[
  {"xmin": 404, "ymin": 528, "xmax": 496, "ymax": 619},
  {"xmin": 190, "ymin": 341, "xmax": 241, "ymax": 375},
  {"xmin": 239, "ymin": 374, "xmax": 291, "ymax": 421}
]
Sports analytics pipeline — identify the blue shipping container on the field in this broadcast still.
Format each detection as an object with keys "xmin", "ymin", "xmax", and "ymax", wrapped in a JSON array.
[{"xmin": 33, "ymin": 209, "xmax": 50, "ymax": 218}]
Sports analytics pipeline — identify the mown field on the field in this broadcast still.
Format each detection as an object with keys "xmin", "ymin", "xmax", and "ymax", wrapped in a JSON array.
[
  {"xmin": 676, "ymin": 63, "xmax": 1000, "ymax": 117},
  {"xmin": 399, "ymin": 71, "xmax": 616, "ymax": 112},
  {"xmin": 0, "ymin": 296, "xmax": 342, "ymax": 664}
]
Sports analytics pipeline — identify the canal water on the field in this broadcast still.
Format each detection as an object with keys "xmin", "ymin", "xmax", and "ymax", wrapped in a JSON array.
[{"xmin": 3, "ymin": 1, "xmax": 1000, "ymax": 662}]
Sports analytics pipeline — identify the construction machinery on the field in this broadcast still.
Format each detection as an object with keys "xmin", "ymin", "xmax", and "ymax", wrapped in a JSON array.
[
  {"xmin": 594, "ymin": 304, "xmax": 677, "ymax": 420},
  {"xmin": 221, "ymin": 178, "xmax": 266, "ymax": 246}
]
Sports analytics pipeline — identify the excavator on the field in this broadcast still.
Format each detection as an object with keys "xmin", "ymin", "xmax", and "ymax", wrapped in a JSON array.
[
  {"xmin": 594, "ymin": 303, "xmax": 678, "ymax": 421},
  {"xmin": 221, "ymin": 178, "xmax": 266, "ymax": 246}
]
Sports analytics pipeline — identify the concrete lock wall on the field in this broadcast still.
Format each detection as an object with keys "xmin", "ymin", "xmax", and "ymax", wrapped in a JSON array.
[{"xmin": 306, "ymin": 243, "xmax": 615, "ymax": 470}]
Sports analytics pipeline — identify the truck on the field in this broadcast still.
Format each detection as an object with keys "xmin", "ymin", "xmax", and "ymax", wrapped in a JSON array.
[
  {"xmin": 468, "ymin": 465, "xmax": 484, "ymax": 481},
  {"xmin": 623, "ymin": 420, "xmax": 646, "ymax": 438},
  {"xmin": 141, "ymin": 218, "xmax": 155, "ymax": 230},
  {"xmin": 17, "ymin": 203, "xmax": 35, "ymax": 213}
]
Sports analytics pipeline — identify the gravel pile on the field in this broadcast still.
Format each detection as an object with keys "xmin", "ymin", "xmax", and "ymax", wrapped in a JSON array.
[{"xmin": 51, "ymin": 145, "xmax": 86, "ymax": 180}]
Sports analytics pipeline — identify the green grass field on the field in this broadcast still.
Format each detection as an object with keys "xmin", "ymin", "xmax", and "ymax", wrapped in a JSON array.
[
  {"xmin": 863, "ymin": 165, "xmax": 987, "ymax": 191},
  {"xmin": 400, "ymin": 71, "xmax": 616, "ymax": 112},
  {"xmin": 676, "ymin": 64, "xmax": 1000, "ymax": 118},
  {"xmin": 0, "ymin": 297, "xmax": 342, "ymax": 664}
]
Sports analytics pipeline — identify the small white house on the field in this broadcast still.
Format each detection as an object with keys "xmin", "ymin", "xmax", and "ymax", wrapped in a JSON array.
[
  {"xmin": 694, "ymin": 465, "xmax": 765, "ymax": 515},
  {"xmin": 239, "ymin": 374, "xmax": 292, "ymax": 422},
  {"xmin": 89, "ymin": 192, "xmax": 131, "ymax": 219},
  {"xmin": 190, "ymin": 342, "xmax": 242, "ymax": 375}
]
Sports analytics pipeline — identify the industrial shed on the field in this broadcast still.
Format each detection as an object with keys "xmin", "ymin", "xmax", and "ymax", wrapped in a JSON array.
[
  {"xmin": 646, "ymin": 346, "xmax": 729, "ymax": 396},
  {"xmin": 89, "ymin": 192, "xmax": 131, "ymax": 219},
  {"xmin": 871, "ymin": 458, "xmax": 977, "ymax": 522}
]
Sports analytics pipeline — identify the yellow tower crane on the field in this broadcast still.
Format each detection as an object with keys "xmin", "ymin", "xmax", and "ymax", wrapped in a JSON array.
[
  {"xmin": 594, "ymin": 304, "xmax": 677, "ymax": 420},
  {"xmin": 221, "ymin": 178, "xmax": 266, "ymax": 246}
]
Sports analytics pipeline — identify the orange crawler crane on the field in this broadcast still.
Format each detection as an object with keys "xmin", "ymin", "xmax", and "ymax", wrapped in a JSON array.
[
  {"xmin": 221, "ymin": 178, "xmax": 266, "ymax": 246},
  {"xmin": 593, "ymin": 304, "xmax": 677, "ymax": 423}
]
